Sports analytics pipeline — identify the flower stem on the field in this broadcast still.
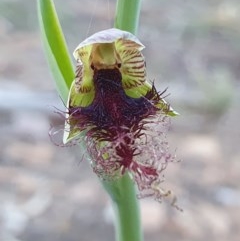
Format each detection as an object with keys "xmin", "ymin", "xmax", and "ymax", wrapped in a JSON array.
[
  {"xmin": 114, "ymin": 0, "xmax": 142, "ymax": 34},
  {"xmin": 102, "ymin": 174, "xmax": 143, "ymax": 241},
  {"xmin": 37, "ymin": 0, "xmax": 74, "ymax": 102},
  {"xmin": 102, "ymin": 1, "xmax": 144, "ymax": 241}
]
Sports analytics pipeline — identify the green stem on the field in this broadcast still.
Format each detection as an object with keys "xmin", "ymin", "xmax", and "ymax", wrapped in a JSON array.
[
  {"xmin": 114, "ymin": 0, "xmax": 142, "ymax": 34},
  {"xmin": 103, "ymin": 174, "xmax": 143, "ymax": 241},
  {"xmin": 102, "ymin": 1, "xmax": 144, "ymax": 241},
  {"xmin": 38, "ymin": 0, "xmax": 74, "ymax": 102}
]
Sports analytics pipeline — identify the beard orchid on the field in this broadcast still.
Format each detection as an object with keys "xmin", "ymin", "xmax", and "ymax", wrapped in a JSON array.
[{"xmin": 63, "ymin": 28, "xmax": 178, "ymax": 203}]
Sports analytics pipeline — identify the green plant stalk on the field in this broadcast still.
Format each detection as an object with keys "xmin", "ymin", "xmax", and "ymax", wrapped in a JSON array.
[
  {"xmin": 102, "ymin": 1, "xmax": 144, "ymax": 241},
  {"xmin": 38, "ymin": 0, "xmax": 74, "ymax": 102},
  {"xmin": 114, "ymin": 0, "xmax": 142, "ymax": 34},
  {"xmin": 102, "ymin": 174, "xmax": 143, "ymax": 241}
]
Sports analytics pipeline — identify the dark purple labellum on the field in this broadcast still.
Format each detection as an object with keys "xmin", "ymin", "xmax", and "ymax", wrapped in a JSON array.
[
  {"xmin": 65, "ymin": 67, "xmax": 176, "ymax": 204},
  {"xmin": 70, "ymin": 68, "xmax": 159, "ymax": 130}
]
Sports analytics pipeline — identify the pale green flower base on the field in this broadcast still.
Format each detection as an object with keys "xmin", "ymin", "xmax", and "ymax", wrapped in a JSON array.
[{"xmin": 38, "ymin": 0, "xmax": 143, "ymax": 240}]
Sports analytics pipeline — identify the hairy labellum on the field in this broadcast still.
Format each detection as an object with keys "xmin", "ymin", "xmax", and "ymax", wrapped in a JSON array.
[{"xmin": 62, "ymin": 28, "xmax": 178, "ymax": 203}]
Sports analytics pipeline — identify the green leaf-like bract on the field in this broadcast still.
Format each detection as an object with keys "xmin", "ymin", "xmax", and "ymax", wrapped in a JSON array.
[{"xmin": 37, "ymin": 0, "xmax": 74, "ymax": 102}]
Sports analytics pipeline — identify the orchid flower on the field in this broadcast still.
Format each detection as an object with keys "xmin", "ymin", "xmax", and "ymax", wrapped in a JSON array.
[{"xmin": 63, "ymin": 28, "xmax": 178, "ymax": 201}]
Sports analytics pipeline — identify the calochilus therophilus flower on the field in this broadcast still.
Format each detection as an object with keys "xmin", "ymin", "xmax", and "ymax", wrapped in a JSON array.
[{"xmin": 63, "ymin": 28, "xmax": 179, "ymax": 203}]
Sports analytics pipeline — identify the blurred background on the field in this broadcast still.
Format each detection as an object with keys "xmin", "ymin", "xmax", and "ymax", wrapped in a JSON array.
[{"xmin": 0, "ymin": 0, "xmax": 240, "ymax": 240}]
